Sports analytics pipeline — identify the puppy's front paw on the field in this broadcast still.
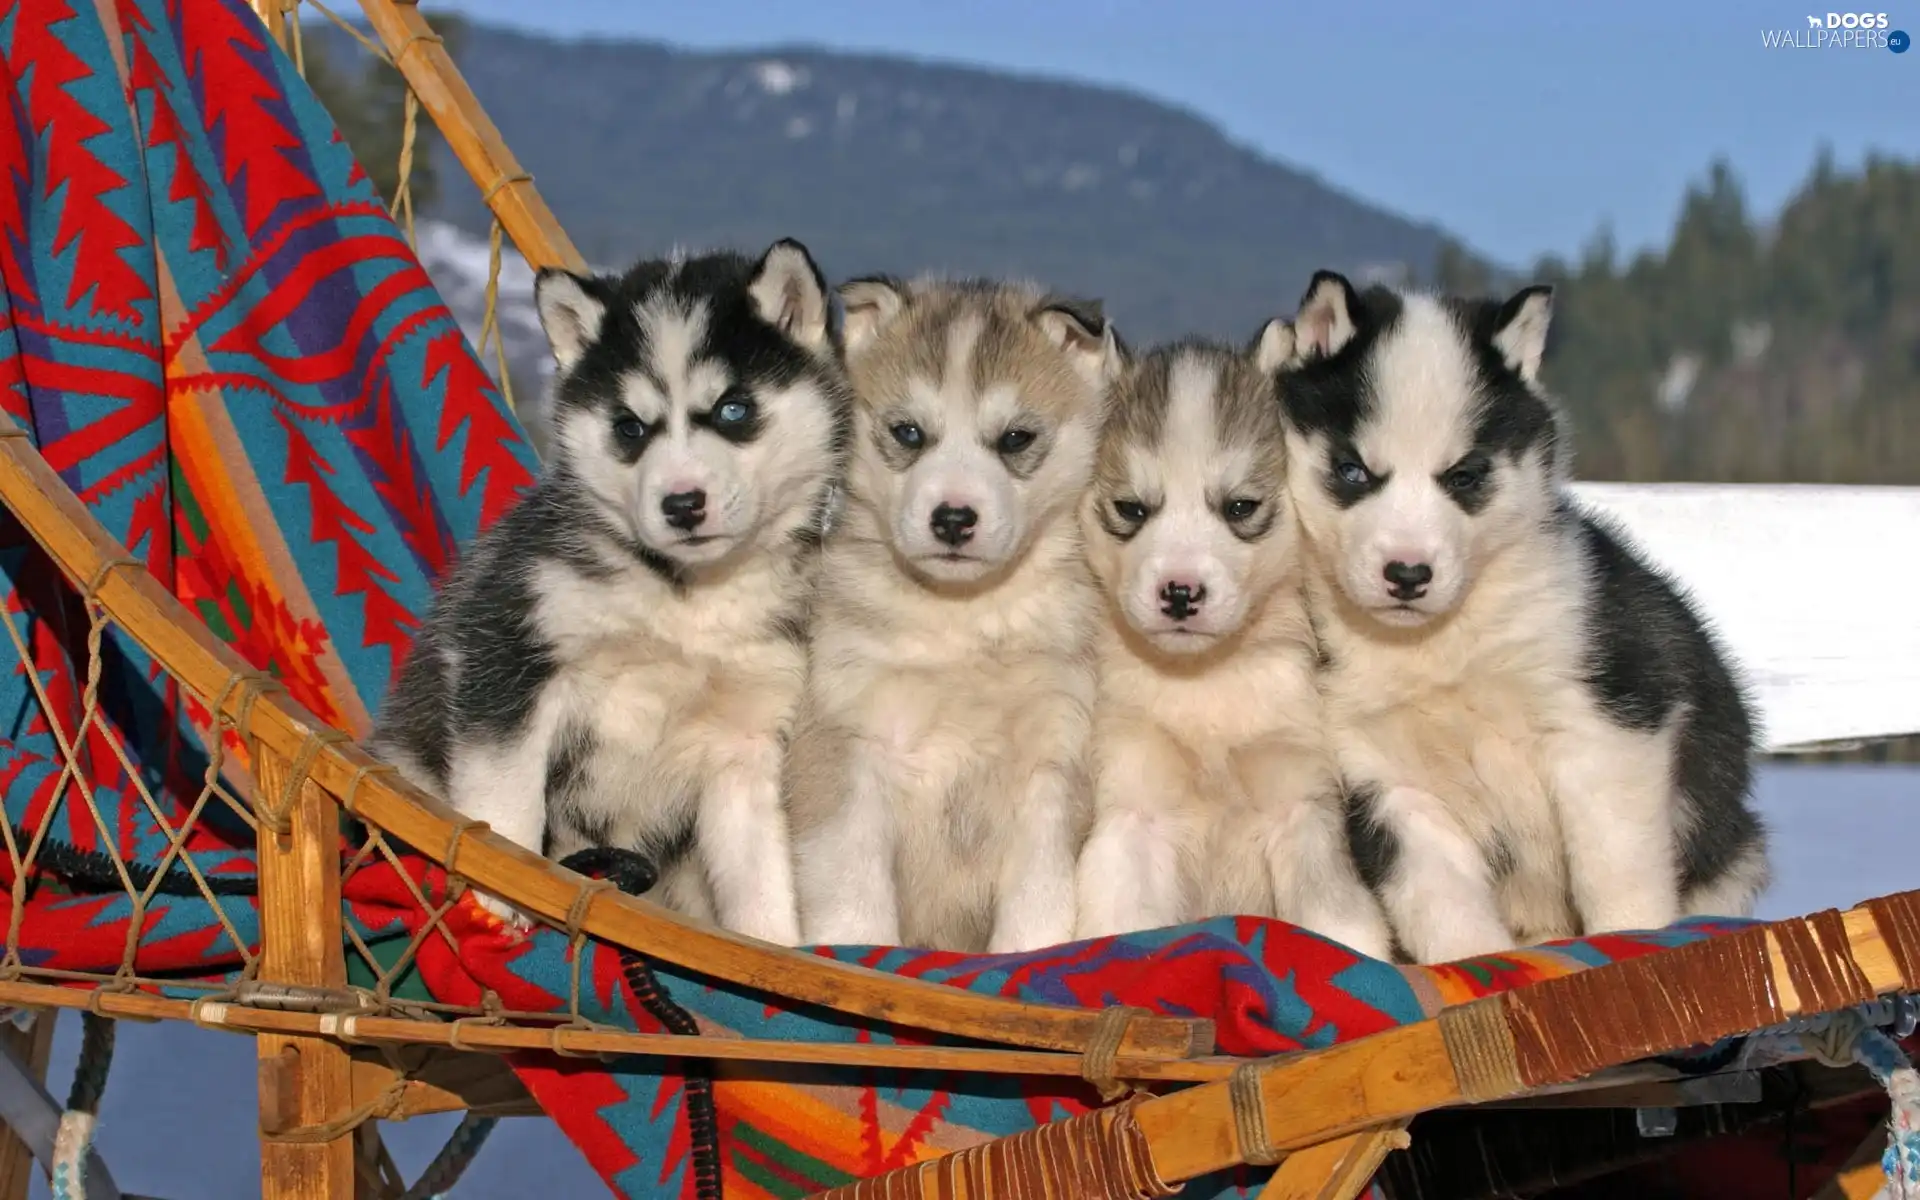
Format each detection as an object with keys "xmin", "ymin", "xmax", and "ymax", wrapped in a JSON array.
[{"xmin": 469, "ymin": 887, "xmax": 536, "ymax": 935}]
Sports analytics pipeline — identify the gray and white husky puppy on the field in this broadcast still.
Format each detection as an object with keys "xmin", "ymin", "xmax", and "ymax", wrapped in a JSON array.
[{"xmin": 787, "ymin": 276, "xmax": 1121, "ymax": 953}]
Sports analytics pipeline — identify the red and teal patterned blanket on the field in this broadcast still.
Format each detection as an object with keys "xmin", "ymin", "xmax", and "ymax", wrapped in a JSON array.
[{"xmin": 0, "ymin": 3, "xmax": 1758, "ymax": 1197}]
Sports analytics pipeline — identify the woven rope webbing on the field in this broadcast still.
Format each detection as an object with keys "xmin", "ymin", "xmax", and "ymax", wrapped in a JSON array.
[
  {"xmin": 812, "ymin": 1095, "xmax": 1176, "ymax": 1200},
  {"xmin": 1437, "ymin": 995, "xmax": 1523, "ymax": 1102}
]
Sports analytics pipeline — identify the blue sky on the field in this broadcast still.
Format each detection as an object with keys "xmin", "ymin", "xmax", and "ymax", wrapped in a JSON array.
[{"xmin": 438, "ymin": 0, "xmax": 1919, "ymax": 269}]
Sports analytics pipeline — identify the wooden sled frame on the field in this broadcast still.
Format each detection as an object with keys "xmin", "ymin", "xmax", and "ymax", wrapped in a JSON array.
[{"xmin": 0, "ymin": 3, "xmax": 1910, "ymax": 1197}]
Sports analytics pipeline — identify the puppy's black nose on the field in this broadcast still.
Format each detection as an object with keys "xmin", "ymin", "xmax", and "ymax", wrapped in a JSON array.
[
  {"xmin": 1383, "ymin": 560, "xmax": 1432, "ymax": 600},
  {"xmin": 662, "ymin": 489, "xmax": 707, "ymax": 532},
  {"xmin": 1159, "ymin": 580, "xmax": 1207, "ymax": 621},
  {"xmin": 930, "ymin": 503, "xmax": 977, "ymax": 547}
]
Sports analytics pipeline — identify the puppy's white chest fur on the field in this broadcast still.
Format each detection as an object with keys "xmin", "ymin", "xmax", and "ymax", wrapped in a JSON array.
[
  {"xmin": 1102, "ymin": 634, "xmax": 1321, "ymax": 771},
  {"xmin": 791, "ymin": 538, "xmax": 1099, "ymax": 954},
  {"xmin": 533, "ymin": 558, "xmax": 806, "ymax": 879},
  {"xmin": 1076, "ymin": 597, "xmax": 1393, "ymax": 959},
  {"xmin": 1319, "ymin": 548, "xmax": 1613, "ymax": 952}
]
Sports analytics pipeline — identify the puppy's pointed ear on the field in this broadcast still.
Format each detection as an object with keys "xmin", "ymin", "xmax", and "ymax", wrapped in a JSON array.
[
  {"xmin": 534, "ymin": 268, "xmax": 608, "ymax": 371},
  {"xmin": 1033, "ymin": 296, "xmax": 1123, "ymax": 389},
  {"xmin": 1294, "ymin": 270, "xmax": 1360, "ymax": 362},
  {"xmin": 1490, "ymin": 284, "xmax": 1554, "ymax": 383},
  {"xmin": 749, "ymin": 238, "xmax": 831, "ymax": 352},
  {"xmin": 1252, "ymin": 317, "xmax": 1298, "ymax": 374},
  {"xmin": 836, "ymin": 276, "xmax": 907, "ymax": 355}
]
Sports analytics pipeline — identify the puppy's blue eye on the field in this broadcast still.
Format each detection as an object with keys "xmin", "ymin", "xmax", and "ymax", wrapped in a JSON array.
[
  {"xmin": 890, "ymin": 422, "xmax": 925, "ymax": 449},
  {"xmin": 1335, "ymin": 460, "xmax": 1370, "ymax": 486},
  {"xmin": 713, "ymin": 395, "xmax": 756, "ymax": 426},
  {"xmin": 1223, "ymin": 498, "xmax": 1261, "ymax": 521},
  {"xmin": 613, "ymin": 415, "xmax": 647, "ymax": 443}
]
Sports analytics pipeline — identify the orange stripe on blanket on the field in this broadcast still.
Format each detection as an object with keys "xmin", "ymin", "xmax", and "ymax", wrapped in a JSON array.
[
  {"xmin": 1413, "ymin": 947, "xmax": 1594, "ymax": 1008},
  {"xmin": 717, "ymin": 1074, "xmax": 955, "ymax": 1197},
  {"xmin": 166, "ymin": 384, "xmax": 348, "ymax": 732}
]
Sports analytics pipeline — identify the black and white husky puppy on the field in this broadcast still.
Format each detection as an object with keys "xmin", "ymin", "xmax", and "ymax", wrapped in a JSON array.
[
  {"xmin": 1272, "ymin": 270, "xmax": 1768, "ymax": 963},
  {"xmin": 371, "ymin": 240, "xmax": 852, "ymax": 942}
]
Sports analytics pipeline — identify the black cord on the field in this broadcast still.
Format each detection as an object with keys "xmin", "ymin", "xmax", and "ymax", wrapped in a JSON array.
[
  {"xmin": 11, "ymin": 827, "xmax": 258, "ymax": 896},
  {"xmin": 556, "ymin": 847, "xmax": 722, "ymax": 1200}
]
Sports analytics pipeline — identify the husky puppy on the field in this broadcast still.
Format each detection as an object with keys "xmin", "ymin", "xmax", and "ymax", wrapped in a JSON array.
[
  {"xmin": 1072, "ymin": 333, "xmax": 1394, "ymax": 959},
  {"xmin": 786, "ymin": 276, "xmax": 1121, "ymax": 953},
  {"xmin": 370, "ymin": 240, "xmax": 852, "ymax": 943},
  {"xmin": 1273, "ymin": 270, "xmax": 1768, "ymax": 963}
]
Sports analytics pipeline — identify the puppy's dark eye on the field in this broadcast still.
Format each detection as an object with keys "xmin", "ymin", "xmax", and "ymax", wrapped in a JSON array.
[
  {"xmin": 996, "ymin": 428, "xmax": 1036, "ymax": 455},
  {"xmin": 712, "ymin": 391, "xmax": 756, "ymax": 427},
  {"xmin": 1443, "ymin": 461, "xmax": 1490, "ymax": 493},
  {"xmin": 890, "ymin": 422, "xmax": 925, "ymax": 450},
  {"xmin": 613, "ymin": 415, "xmax": 647, "ymax": 443},
  {"xmin": 1112, "ymin": 499, "xmax": 1149, "ymax": 524},
  {"xmin": 1223, "ymin": 498, "xmax": 1262, "ymax": 522},
  {"xmin": 1334, "ymin": 460, "xmax": 1371, "ymax": 486}
]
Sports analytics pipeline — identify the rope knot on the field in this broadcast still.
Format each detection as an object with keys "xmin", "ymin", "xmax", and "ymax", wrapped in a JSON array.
[
  {"xmin": 1079, "ymin": 1004, "xmax": 1148, "ymax": 1102},
  {"xmin": 1800, "ymin": 1005, "xmax": 1869, "ymax": 1068}
]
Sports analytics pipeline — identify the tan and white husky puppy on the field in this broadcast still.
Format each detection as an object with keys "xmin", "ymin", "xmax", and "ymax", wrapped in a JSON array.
[{"xmin": 1072, "ymin": 330, "xmax": 1393, "ymax": 961}]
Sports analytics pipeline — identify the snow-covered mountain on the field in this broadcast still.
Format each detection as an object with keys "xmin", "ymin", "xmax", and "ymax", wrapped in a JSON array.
[{"xmin": 305, "ymin": 19, "xmax": 1467, "ymax": 343}]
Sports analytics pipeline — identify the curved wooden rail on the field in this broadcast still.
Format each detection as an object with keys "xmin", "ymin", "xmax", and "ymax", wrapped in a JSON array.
[
  {"xmin": 828, "ymin": 890, "xmax": 1920, "ymax": 1194},
  {"xmin": 0, "ymin": 416, "xmax": 1210, "ymax": 1061},
  {"xmin": 1135, "ymin": 898, "xmax": 1911, "ymax": 1180},
  {"xmin": 0, "ymin": 977, "xmax": 1237, "ymax": 1083},
  {"xmin": 356, "ymin": 0, "xmax": 585, "ymax": 273}
]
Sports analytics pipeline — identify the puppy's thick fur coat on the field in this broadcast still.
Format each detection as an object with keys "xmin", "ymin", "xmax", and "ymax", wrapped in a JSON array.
[
  {"xmin": 787, "ymin": 277, "xmax": 1120, "ymax": 953},
  {"xmin": 1275, "ymin": 270, "xmax": 1768, "ymax": 963},
  {"xmin": 371, "ymin": 240, "xmax": 851, "ymax": 942},
  {"xmin": 1072, "ymin": 334, "xmax": 1391, "ymax": 957}
]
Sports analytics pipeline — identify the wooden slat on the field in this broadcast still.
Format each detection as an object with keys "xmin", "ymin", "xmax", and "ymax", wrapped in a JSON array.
[
  {"xmin": 0, "ymin": 1011, "xmax": 55, "ymax": 1200},
  {"xmin": 1137, "ymin": 1023, "xmax": 1456, "ymax": 1183},
  {"xmin": 355, "ymin": 0, "xmax": 585, "ymax": 273},
  {"xmin": 256, "ymin": 747, "xmax": 355, "ymax": 1200},
  {"xmin": 251, "ymin": 0, "xmax": 289, "ymax": 50},
  {"xmin": 0, "ymin": 413, "xmax": 1212, "ymax": 1063},
  {"xmin": 0, "ymin": 977, "xmax": 1230, "ymax": 1083},
  {"xmin": 1257, "ymin": 1121, "xmax": 1411, "ymax": 1200},
  {"xmin": 1122, "ymin": 896, "xmax": 1916, "ymax": 1186}
]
